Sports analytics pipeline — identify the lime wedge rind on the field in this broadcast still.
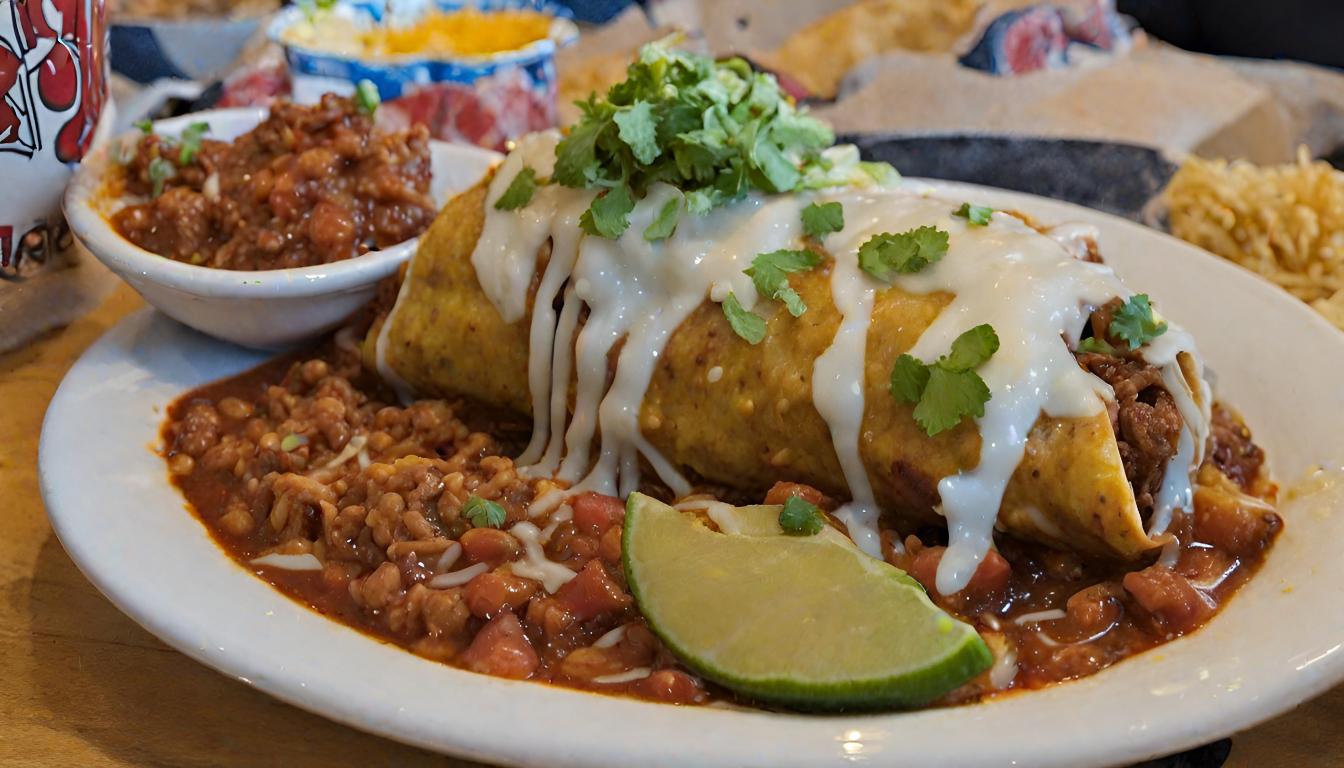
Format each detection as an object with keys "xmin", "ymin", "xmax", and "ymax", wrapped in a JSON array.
[{"xmin": 623, "ymin": 494, "xmax": 993, "ymax": 712}]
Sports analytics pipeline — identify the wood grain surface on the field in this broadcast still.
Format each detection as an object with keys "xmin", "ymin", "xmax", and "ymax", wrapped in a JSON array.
[{"xmin": 1, "ymin": 286, "xmax": 1337, "ymax": 767}]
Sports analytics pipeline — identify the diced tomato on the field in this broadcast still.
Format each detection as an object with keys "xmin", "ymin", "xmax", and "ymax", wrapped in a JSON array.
[
  {"xmin": 763, "ymin": 481, "xmax": 827, "ymax": 507},
  {"xmin": 572, "ymin": 492, "xmax": 625, "ymax": 536},
  {"xmin": 1123, "ymin": 566, "xmax": 1215, "ymax": 636},
  {"xmin": 463, "ymin": 571, "xmax": 538, "ymax": 619},
  {"xmin": 908, "ymin": 546, "xmax": 1011, "ymax": 598},
  {"xmin": 459, "ymin": 612, "xmax": 538, "ymax": 680},
  {"xmin": 555, "ymin": 560, "xmax": 632, "ymax": 622}
]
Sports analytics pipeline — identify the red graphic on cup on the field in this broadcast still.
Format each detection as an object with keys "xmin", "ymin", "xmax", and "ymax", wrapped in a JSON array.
[{"xmin": 1, "ymin": 0, "xmax": 106, "ymax": 275}]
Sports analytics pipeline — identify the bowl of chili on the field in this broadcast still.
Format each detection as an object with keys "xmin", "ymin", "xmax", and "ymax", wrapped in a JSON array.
[{"xmin": 64, "ymin": 101, "xmax": 501, "ymax": 349}]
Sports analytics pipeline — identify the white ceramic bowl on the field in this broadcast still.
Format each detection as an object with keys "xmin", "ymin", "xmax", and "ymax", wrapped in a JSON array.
[{"xmin": 64, "ymin": 107, "xmax": 501, "ymax": 349}]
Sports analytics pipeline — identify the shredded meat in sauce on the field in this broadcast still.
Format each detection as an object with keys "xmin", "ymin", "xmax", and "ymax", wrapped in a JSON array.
[
  {"xmin": 162, "ymin": 329, "xmax": 1280, "ymax": 707},
  {"xmin": 113, "ymin": 94, "xmax": 434, "ymax": 270},
  {"xmin": 1075, "ymin": 298, "xmax": 1183, "ymax": 514}
]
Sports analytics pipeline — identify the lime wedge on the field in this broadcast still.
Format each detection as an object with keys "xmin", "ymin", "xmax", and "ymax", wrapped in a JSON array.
[{"xmin": 623, "ymin": 493, "xmax": 992, "ymax": 710}]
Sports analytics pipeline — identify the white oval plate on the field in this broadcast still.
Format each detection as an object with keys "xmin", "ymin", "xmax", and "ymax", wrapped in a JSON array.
[{"xmin": 40, "ymin": 182, "xmax": 1344, "ymax": 768}]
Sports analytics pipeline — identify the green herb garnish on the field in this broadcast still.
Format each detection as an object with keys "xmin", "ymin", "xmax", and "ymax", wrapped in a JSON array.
[
  {"xmin": 354, "ymin": 79, "xmax": 380, "ymax": 115},
  {"xmin": 135, "ymin": 119, "xmax": 154, "ymax": 134},
  {"xmin": 858, "ymin": 226, "xmax": 948, "ymax": 282},
  {"xmin": 1076, "ymin": 336, "xmax": 1119, "ymax": 356},
  {"xmin": 644, "ymin": 195, "xmax": 682, "ymax": 241},
  {"xmin": 552, "ymin": 39, "xmax": 894, "ymax": 239},
  {"xmin": 953, "ymin": 203, "xmax": 994, "ymax": 226},
  {"xmin": 890, "ymin": 324, "xmax": 999, "ymax": 436},
  {"xmin": 579, "ymin": 185, "xmax": 635, "ymax": 238},
  {"xmin": 147, "ymin": 156, "xmax": 176, "ymax": 197},
  {"xmin": 1109, "ymin": 294, "xmax": 1168, "ymax": 350},
  {"xmin": 721, "ymin": 291, "xmax": 767, "ymax": 345},
  {"xmin": 464, "ymin": 496, "xmax": 507, "ymax": 529},
  {"xmin": 778, "ymin": 496, "xmax": 825, "ymax": 536},
  {"xmin": 745, "ymin": 249, "xmax": 821, "ymax": 318},
  {"xmin": 177, "ymin": 121, "xmax": 209, "ymax": 165},
  {"xmin": 494, "ymin": 166, "xmax": 539, "ymax": 211},
  {"xmin": 802, "ymin": 201, "xmax": 844, "ymax": 238},
  {"xmin": 279, "ymin": 433, "xmax": 307, "ymax": 452}
]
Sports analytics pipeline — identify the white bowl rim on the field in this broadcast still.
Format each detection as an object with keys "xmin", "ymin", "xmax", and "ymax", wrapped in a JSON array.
[{"xmin": 63, "ymin": 107, "xmax": 495, "ymax": 300}]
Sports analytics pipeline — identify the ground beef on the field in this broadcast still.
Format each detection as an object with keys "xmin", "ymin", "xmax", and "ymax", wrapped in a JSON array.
[
  {"xmin": 1076, "ymin": 351, "xmax": 1183, "ymax": 513},
  {"xmin": 113, "ymin": 94, "xmax": 434, "ymax": 270},
  {"xmin": 1207, "ymin": 404, "xmax": 1266, "ymax": 491}
]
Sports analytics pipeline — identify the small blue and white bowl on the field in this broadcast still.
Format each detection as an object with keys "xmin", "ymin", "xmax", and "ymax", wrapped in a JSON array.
[{"xmin": 269, "ymin": 0, "xmax": 578, "ymax": 150}]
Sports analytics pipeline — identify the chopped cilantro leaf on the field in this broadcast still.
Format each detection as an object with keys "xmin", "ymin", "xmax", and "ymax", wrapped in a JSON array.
[
  {"xmin": 941, "ymin": 324, "xmax": 999, "ymax": 371},
  {"xmin": 147, "ymin": 156, "xmax": 175, "ymax": 197},
  {"xmin": 889, "ymin": 354, "xmax": 931, "ymax": 403},
  {"xmin": 494, "ymin": 166, "xmax": 539, "ymax": 211},
  {"xmin": 1109, "ymin": 294, "xmax": 1168, "ymax": 350},
  {"xmin": 354, "ymin": 79, "xmax": 380, "ymax": 115},
  {"xmin": 745, "ymin": 249, "xmax": 821, "ymax": 317},
  {"xmin": 913, "ymin": 366, "xmax": 992, "ymax": 436},
  {"xmin": 464, "ymin": 496, "xmax": 507, "ymax": 529},
  {"xmin": 644, "ymin": 195, "xmax": 681, "ymax": 241},
  {"xmin": 279, "ymin": 433, "xmax": 307, "ymax": 452},
  {"xmin": 177, "ymin": 121, "xmax": 209, "ymax": 165},
  {"xmin": 613, "ymin": 100, "xmax": 660, "ymax": 165},
  {"xmin": 858, "ymin": 226, "xmax": 948, "ymax": 282},
  {"xmin": 551, "ymin": 39, "xmax": 890, "ymax": 238},
  {"xmin": 801, "ymin": 201, "xmax": 844, "ymax": 238},
  {"xmin": 579, "ymin": 184, "xmax": 636, "ymax": 238},
  {"xmin": 888, "ymin": 324, "xmax": 998, "ymax": 436},
  {"xmin": 135, "ymin": 119, "xmax": 154, "ymax": 134},
  {"xmin": 953, "ymin": 202, "xmax": 994, "ymax": 226},
  {"xmin": 1076, "ymin": 336, "xmax": 1119, "ymax": 356},
  {"xmin": 721, "ymin": 292, "xmax": 766, "ymax": 345},
  {"xmin": 778, "ymin": 496, "xmax": 825, "ymax": 536}
]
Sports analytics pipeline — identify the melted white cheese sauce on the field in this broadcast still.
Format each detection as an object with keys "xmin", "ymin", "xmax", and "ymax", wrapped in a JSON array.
[{"xmin": 442, "ymin": 135, "xmax": 1210, "ymax": 595}]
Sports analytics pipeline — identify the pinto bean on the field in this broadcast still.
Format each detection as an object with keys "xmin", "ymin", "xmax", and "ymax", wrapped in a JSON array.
[
  {"xmin": 459, "ymin": 612, "xmax": 538, "ymax": 680},
  {"xmin": 460, "ymin": 528, "xmax": 521, "ymax": 567},
  {"xmin": 1123, "ymin": 566, "xmax": 1214, "ymax": 636}
]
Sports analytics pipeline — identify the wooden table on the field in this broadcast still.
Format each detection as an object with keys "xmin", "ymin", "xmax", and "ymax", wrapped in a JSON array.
[{"xmin": 2, "ymin": 286, "xmax": 1339, "ymax": 766}]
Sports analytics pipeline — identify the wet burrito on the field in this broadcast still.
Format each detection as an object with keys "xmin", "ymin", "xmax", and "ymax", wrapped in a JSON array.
[{"xmin": 365, "ymin": 42, "xmax": 1210, "ymax": 594}]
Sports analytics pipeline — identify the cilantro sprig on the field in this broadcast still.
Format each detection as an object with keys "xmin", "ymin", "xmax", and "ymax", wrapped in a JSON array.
[
  {"xmin": 354, "ymin": 79, "xmax": 380, "ymax": 115},
  {"xmin": 890, "ymin": 324, "xmax": 999, "ymax": 436},
  {"xmin": 721, "ymin": 292, "xmax": 766, "ymax": 345},
  {"xmin": 464, "ymin": 495, "xmax": 507, "ymax": 529},
  {"xmin": 644, "ymin": 195, "xmax": 681, "ymax": 241},
  {"xmin": 552, "ymin": 39, "xmax": 893, "ymax": 239},
  {"xmin": 147, "ymin": 156, "xmax": 175, "ymax": 197},
  {"xmin": 858, "ymin": 226, "xmax": 948, "ymax": 282},
  {"xmin": 1110, "ymin": 294, "xmax": 1168, "ymax": 350},
  {"xmin": 745, "ymin": 249, "xmax": 821, "ymax": 318},
  {"xmin": 802, "ymin": 201, "xmax": 844, "ymax": 238},
  {"xmin": 1076, "ymin": 336, "xmax": 1119, "ymax": 355},
  {"xmin": 494, "ymin": 166, "xmax": 539, "ymax": 211},
  {"xmin": 778, "ymin": 496, "xmax": 825, "ymax": 536},
  {"xmin": 953, "ymin": 202, "xmax": 994, "ymax": 226},
  {"xmin": 177, "ymin": 121, "xmax": 209, "ymax": 165}
]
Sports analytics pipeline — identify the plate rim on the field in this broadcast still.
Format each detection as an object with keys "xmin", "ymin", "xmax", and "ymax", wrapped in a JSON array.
[{"xmin": 39, "ymin": 180, "xmax": 1344, "ymax": 768}]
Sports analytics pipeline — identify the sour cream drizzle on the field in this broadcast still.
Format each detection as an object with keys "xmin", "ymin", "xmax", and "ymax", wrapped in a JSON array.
[{"xmin": 450, "ymin": 133, "xmax": 1209, "ymax": 595}]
